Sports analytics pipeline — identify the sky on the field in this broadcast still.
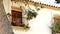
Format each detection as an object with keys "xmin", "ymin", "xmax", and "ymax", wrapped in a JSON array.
[{"xmin": 32, "ymin": 0, "xmax": 60, "ymax": 7}]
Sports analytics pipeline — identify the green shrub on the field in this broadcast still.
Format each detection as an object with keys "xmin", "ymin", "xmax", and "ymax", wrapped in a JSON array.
[{"xmin": 51, "ymin": 20, "xmax": 60, "ymax": 34}]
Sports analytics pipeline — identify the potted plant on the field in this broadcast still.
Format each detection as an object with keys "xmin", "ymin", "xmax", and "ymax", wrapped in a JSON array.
[{"xmin": 20, "ymin": 24, "xmax": 30, "ymax": 29}]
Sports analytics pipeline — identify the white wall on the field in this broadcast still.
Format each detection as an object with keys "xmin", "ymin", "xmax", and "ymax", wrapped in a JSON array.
[
  {"xmin": 10, "ymin": 1, "xmax": 60, "ymax": 34},
  {"xmin": 3, "ymin": 0, "xmax": 11, "ymax": 14}
]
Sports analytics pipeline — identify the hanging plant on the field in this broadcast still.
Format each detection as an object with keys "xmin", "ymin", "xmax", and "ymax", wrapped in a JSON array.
[
  {"xmin": 27, "ymin": 10, "xmax": 37, "ymax": 20},
  {"xmin": 22, "ymin": 1, "xmax": 38, "ymax": 20}
]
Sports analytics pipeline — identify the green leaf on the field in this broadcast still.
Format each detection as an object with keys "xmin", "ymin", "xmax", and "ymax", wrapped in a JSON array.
[{"xmin": 55, "ymin": 0, "xmax": 60, "ymax": 3}]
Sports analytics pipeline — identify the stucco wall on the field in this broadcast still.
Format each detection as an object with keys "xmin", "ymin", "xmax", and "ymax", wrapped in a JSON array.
[
  {"xmin": 3, "ymin": 0, "xmax": 11, "ymax": 14},
  {"xmin": 11, "ymin": 1, "xmax": 60, "ymax": 26}
]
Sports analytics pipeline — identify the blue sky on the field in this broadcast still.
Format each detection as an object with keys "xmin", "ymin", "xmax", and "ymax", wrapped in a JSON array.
[{"xmin": 32, "ymin": 0, "xmax": 60, "ymax": 7}]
